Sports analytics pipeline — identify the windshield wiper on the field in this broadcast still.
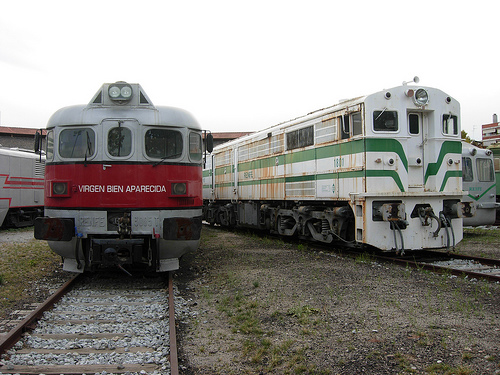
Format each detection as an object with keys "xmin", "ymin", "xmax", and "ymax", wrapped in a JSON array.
[{"xmin": 153, "ymin": 152, "xmax": 182, "ymax": 167}]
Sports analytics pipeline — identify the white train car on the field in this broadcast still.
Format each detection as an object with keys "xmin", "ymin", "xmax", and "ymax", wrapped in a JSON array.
[
  {"xmin": 462, "ymin": 142, "xmax": 499, "ymax": 226},
  {"xmin": 0, "ymin": 147, "xmax": 45, "ymax": 227},
  {"xmin": 203, "ymin": 81, "xmax": 472, "ymax": 253}
]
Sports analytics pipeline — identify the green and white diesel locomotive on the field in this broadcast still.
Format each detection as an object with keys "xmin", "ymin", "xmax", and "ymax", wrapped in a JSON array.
[{"xmin": 203, "ymin": 81, "xmax": 473, "ymax": 253}]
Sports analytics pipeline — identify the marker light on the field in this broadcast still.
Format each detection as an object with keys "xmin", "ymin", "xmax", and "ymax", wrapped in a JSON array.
[
  {"xmin": 108, "ymin": 82, "xmax": 133, "ymax": 102},
  {"xmin": 413, "ymin": 88, "xmax": 429, "ymax": 106}
]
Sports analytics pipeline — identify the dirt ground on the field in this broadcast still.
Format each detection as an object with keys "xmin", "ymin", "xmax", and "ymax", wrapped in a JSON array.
[
  {"xmin": 175, "ymin": 227, "xmax": 500, "ymax": 375},
  {"xmin": 1, "ymin": 227, "xmax": 499, "ymax": 374}
]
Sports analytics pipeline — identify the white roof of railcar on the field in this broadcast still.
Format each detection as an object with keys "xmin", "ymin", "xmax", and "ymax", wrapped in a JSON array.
[{"xmin": 46, "ymin": 82, "xmax": 201, "ymax": 131}]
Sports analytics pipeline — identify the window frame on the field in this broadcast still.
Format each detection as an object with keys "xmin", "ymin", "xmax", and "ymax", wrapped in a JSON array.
[
  {"xmin": 107, "ymin": 125, "xmax": 133, "ymax": 158},
  {"xmin": 462, "ymin": 157, "xmax": 473, "ymax": 182},
  {"xmin": 373, "ymin": 110, "xmax": 399, "ymax": 132},
  {"xmin": 476, "ymin": 157, "xmax": 494, "ymax": 182},
  {"xmin": 442, "ymin": 114, "xmax": 459, "ymax": 136},
  {"xmin": 188, "ymin": 131, "xmax": 203, "ymax": 162},
  {"xmin": 144, "ymin": 128, "xmax": 184, "ymax": 160},
  {"xmin": 58, "ymin": 127, "xmax": 96, "ymax": 159},
  {"xmin": 286, "ymin": 125, "xmax": 314, "ymax": 151}
]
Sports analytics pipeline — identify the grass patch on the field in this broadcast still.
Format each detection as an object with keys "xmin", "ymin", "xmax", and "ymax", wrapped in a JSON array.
[
  {"xmin": 462, "ymin": 227, "xmax": 500, "ymax": 244},
  {"xmin": 0, "ymin": 229, "xmax": 61, "ymax": 317}
]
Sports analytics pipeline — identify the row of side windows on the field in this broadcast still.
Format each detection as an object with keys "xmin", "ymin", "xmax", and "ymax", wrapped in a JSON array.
[
  {"xmin": 46, "ymin": 127, "xmax": 202, "ymax": 162},
  {"xmin": 286, "ymin": 111, "xmax": 363, "ymax": 151}
]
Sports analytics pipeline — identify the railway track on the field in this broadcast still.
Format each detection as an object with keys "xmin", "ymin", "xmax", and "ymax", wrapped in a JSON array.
[
  {"xmin": 373, "ymin": 250, "xmax": 500, "ymax": 283},
  {"xmin": 0, "ymin": 271, "xmax": 180, "ymax": 375}
]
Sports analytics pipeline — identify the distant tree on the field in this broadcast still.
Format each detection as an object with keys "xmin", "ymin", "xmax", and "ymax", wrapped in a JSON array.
[{"xmin": 461, "ymin": 130, "xmax": 472, "ymax": 143}]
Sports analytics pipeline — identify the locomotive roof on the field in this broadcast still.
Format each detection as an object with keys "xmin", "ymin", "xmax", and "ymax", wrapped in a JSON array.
[
  {"xmin": 214, "ymin": 84, "xmax": 456, "ymax": 151},
  {"xmin": 0, "ymin": 146, "xmax": 44, "ymax": 159},
  {"xmin": 46, "ymin": 82, "xmax": 201, "ymax": 130}
]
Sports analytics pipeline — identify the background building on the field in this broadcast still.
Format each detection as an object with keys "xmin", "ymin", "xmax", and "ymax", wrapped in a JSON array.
[
  {"xmin": 0, "ymin": 126, "xmax": 44, "ymax": 150},
  {"xmin": 482, "ymin": 114, "xmax": 500, "ymax": 146}
]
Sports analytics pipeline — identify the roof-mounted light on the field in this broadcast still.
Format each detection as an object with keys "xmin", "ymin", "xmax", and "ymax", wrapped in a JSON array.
[
  {"xmin": 413, "ymin": 88, "xmax": 429, "ymax": 106},
  {"xmin": 108, "ymin": 82, "xmax": 133, "ymax": 102}
]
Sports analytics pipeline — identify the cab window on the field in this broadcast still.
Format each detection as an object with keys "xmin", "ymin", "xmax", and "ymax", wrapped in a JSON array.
[
  {"xmin": 443, "ymin": 114, "xmax": 458, "ymax": 135},
  {"xmin": 145, "ymin": 129, "xmax": 183, "ymax": 159},
  {"xmin": 46, "ymin": 130, "xmax": 54, "ymax": 161},
  {"xmin": 477, "ymin": 158, "xmax": 494, "ymax": 182},
  {"xmin": 374, "ymin": 110, "xmax": 398, "ymax": 131},
  {"xmin": 351, "ymin": 112, "xmax": 362, "ymax": 136},
  {"xmin": 108, "ymin": 126, "xmax": 132, "ymax": 157},
  {"xmin": 59, "ymin": 128, "xmax": 95, "ymax": 158},
  {"xmin": 462, "ymin": 157, "xmax": 473, "ymax": 182},
  {"xmin": 189, "ymin": 132, "xmax": 202, "ymax": 161}
]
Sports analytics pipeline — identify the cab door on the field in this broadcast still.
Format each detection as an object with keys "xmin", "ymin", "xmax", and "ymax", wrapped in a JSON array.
[{"xmin": 407, "ymin": 112, "xmax": 425, "ymax": 189}]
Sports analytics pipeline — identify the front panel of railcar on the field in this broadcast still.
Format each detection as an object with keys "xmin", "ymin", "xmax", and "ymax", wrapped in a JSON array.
[{"xmin": 35, "ymin": 83, "xmax": 204, "ymax": 272}]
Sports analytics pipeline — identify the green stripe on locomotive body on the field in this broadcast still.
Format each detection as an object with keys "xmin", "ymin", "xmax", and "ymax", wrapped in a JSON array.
[
  {"xmin": 424, "ymin": 141, "xmax": 462, "ymax": 183},
  {"xmin": 466, "ymin": 183, "xmax": 496, "ymax": 201},
  {"xmin": 439, "ymin": 170, "xmax": 462, "ymax": 192},
  {"xmin": 212, "ymin": 137, "xmax": 460, "ymax": 193}
]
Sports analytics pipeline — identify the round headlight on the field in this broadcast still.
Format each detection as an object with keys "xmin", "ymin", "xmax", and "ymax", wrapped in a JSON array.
[
  {"xmin": 121, "ymin": 86, "xmax": 132, "ymax": 98},
  {"xmin": 413, "ymin": 89, "xmax": 429, "ymax": 106},
  {"xmin": 53, "ymin": 182, "xmax": 68, "ymax": 195},
  {"xmin": 172, "ymin": 183, "xmax": 187, "ymax": 195},
  {"xmin": 109, "ymin": 86, "xmax": 121, "ymax": 98}
]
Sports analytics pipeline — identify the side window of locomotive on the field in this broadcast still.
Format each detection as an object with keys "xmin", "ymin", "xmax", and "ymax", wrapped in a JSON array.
[
  {"xmin": 46, "ymin": 130, "xmax": 54, "ymax": 161},
  {"xmin": 442, "ymin": 114, "xmax": 458, "ymax": 135},
  {"xmin": 462, "ymin": 157, "xmax": 473, "ymax": 182},
  {"xmin": 340, "ymin": 115, "xmax": 350, "ymax": 139},
  {"xmin": 476, "ymin": 158, "xmax": 494, "ymax": 182},
  {"xmin": 108, "ymin": 127, "xmax": 132, "ymax": 157},
  {"xmin": 59, "ymin": 128, "xmax": 96, "ymax": 158},
  {"xmin": 409, "ymin": 114, "xmax": 420, "ymax": 135},
  {"xmin": 145, "ymin": 129, "xmax": 183, "ymax": 159},
  {"xmin": 286, "ymin": 125, "xmax": 314, "ymax": 150},
  {"xmin": 189, "ymin": 132, "xmax": 202, "ymax": 161},
  {"xmin": 351, "ymin": 112, "xmax": 362, "ymax": 136},
  {"xmin": 373, "ymin": 110, "xmax": 398, "ymax": 132}
]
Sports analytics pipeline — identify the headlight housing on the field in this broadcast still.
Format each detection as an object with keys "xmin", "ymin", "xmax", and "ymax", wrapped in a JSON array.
[
  {"xmin": 413, "ymin": 88, "xmax": 429, "ymax": 106},
  {"xmin": 171, "ymin": 182, "xmax": 187, "ymax": 195},
  {"xmin": 50, "ymin": 181, "xmax": 70, "ymax": 197},
  {"xmin": 108, "ymin": 82, "xmax": 133, "ymax": 102}
]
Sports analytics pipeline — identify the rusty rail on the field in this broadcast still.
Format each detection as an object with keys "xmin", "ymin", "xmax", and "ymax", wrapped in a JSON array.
[
  {"xmin": 0, "ymin": 273, "xmax": 80, "ymax": 355},
  {"xmin": 168, "ymin": 271, "xmax": 179, "ymax": 375},
  {"xmin": 374, "ymin": 251, "xmax": 500, "ymax": 283}
]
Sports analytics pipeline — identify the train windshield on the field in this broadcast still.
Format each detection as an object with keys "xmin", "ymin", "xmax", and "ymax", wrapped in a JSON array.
[
  {"xmin": 108, "ymin": 126, "xmax": 132, "ymax": 157},
  {"xmin": 373, "ymin": 110, "xmax": 398, "ymax": 132},
  {"xmin": 145, "ymin": 129, "xmax": 183, "ymax": 159},
  {"xmin": 477, "ymin": 158, "xmax": 494, "ymax": 182},
  {"xmin": 59, "ymin": 128, "xmax": 96, "ymax": 158},
  {"xmin": 462, "ymin": 157, "xmax": 473, "ymax": 182}
]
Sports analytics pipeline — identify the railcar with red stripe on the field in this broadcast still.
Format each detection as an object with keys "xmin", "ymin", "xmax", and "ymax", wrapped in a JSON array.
[
  {"xmin": 34, "ymin": 82, "xmax": 213, "ymax": 273},
  {"xmin": 0, "ymin": 147, "xmax": 45, "ymax": 227}
]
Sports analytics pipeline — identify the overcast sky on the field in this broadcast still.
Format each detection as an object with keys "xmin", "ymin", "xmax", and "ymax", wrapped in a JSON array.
[{"xmin": 1, "ymin": 0, "xmax": 498, "ymax": 140}]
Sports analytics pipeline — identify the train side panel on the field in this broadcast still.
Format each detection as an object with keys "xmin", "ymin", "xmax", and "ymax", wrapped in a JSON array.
[
  {"xmin": 0, "ymin": 148, "xmax": 44, "ymax": 227},
  {"xmin": 204, "ymin": 84, "xmax": 467, "ymax": 253}
]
